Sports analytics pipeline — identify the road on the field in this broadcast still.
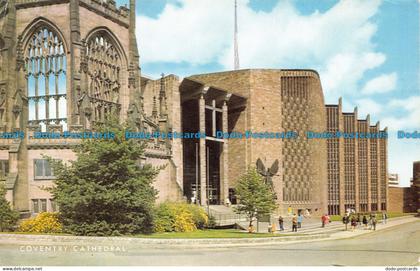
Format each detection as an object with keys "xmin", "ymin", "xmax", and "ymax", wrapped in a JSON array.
[{"xmin": 0, "ymin": 220, "xmax": 419, "ymax": 266}]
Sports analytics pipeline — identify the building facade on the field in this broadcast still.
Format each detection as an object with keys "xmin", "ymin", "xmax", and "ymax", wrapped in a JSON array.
[
  {"xmin": 388, "ymin": 173, "xmax": 400, "ymax": 187},
  {"xmin": 181, "ymin": 69, "xmax": 328, "ymax": 215},
  {"xmin": 414, "ymin": 161, "xmax": 420, "ymax": 211},
  {"xmin": 325, "ymin": 100, "xmax": 388, "ymax": 215},
  {"xmin": 388, "ymin": 162, "xmax": 420, "ymax": 213},
  {"xmin": 1, "ymin": 0, "xmax": 389, "ymax": 217},
  {"xmin": 388, "ymin": 187, "xmax": 415, "ymax": 213}
]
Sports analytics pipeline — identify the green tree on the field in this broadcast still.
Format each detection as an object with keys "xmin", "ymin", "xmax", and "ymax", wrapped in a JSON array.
[
  {"xmin": 48, "ymin": 117, "xmax": 159, "ymax": 236},
  {"xmin": 0, "ymin": 183, "xmax": 19, "ymax": 232},
  {"xmin": 234, "ymin": 167, "xmax": 277, "ymax": 229}
]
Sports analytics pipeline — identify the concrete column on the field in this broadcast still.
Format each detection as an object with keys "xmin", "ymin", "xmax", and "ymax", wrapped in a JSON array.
[
  {"xmin": 198, "ymin": 93, "xmax": 207, "ymax": 205},
  {"xmin": 366, "ymin": 118, "xmax": 372, "ymax": 212},
  {"xmin": 354, "ymin": 108, "xmax": 360, "ymax": 212},
  {"xmin": 338, "ymin": 98, "xmax": 345, "ymax": 215},
  {"xmin": 220, "ymin": 99, "xmax": 229, "ymax": 204},
  {"xmin": 376, "ymin": 132, "xmax": 382, "ymax": 211},
  {"xmin": 383, "ymin": 128, "xmax": 389, "ymax": 210}
]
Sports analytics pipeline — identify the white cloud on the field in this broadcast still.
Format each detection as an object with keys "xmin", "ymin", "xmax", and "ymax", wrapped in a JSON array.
[
  {"xmin": 137, "ymin": 0, "xmax": 384, "ymax": 100},
  {"xmin": 321, "ymin": 52, "xmax": 386, "ymax": 99},
  {"xmin": 355, "ymin": 98, "xmax": 383, "ymax": 117},
  {"xmin": 362, "ymin": 72, "xmax": 398, "ymax": 94},
  {"xmin": 381, "ymin": 96, "xmax": 420, "ymax": 131},
  {"xmin": 137, "ymin": 0, "xmax": 232, "ymax": 65}
]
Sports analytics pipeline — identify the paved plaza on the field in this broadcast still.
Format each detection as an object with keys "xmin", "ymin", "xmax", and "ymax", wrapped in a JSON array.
[{"xmin": 0, "ymin": 216, "xmax": 418, "ymax": 266}]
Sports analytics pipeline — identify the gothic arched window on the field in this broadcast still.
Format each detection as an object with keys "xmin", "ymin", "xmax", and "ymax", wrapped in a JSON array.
[
  {"xmin": 85, "ymin": 32, "xmax": 122, "ymax": 122},
  {"xmin": 25, "ymin": 27, "xmax": 67, "ymax": 131}
]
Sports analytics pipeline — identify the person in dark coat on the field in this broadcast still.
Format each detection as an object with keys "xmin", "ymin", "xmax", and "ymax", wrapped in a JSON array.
[
  {"xmin": 362, "ymin": 215, "xmax": 368, "ymax": 229},
  {"xmin": 351, "ymin": 216, "xmax": 357, "ymax": 231},
  {"xmin": 342, "ymin": 215, "xmax": 350, "ymax": 231},
  {"xmin": 278, "ymin": 216, "xmax": 284, "ymax": 231}
]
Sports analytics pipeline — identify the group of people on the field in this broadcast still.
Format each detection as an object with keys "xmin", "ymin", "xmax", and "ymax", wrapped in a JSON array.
[
  {"xmin": 273, "ymin": 208, "xmax": 389, "ymax": 233},
  {"xmin": 342, "ymin": 212, "xmax": 388, "ymax": 231},
  {"xmin": 278, "ymin": 208, "xmax": 315, "ymax": 232}
]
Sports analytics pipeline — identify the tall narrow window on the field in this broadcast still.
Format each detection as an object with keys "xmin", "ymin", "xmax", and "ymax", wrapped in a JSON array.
[
  {"xmin": 86, "ymin": 32, "xmax": 122, "ymax": 122},
  {"xmin": 25, "ymin": 27, "xmax": 67, "ymax": 131},
  {"xmin": 0, "ymin": 160, "xmax": 8, "ymax": 177}
]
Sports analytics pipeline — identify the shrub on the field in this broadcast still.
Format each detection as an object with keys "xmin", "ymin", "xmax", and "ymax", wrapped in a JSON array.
[
  {"xmin": 154, "ymin": 202, "xmax": 208, "ymax": 233},
  {"xmin": 154, "ymin": 203, "xmax": 176, "ymax": 233},
  {"xmin": 173, "ymin": 210, "xmax": 196, "ymax": 232},
  {"xmin": 47, "ymin": 118, "xmax": 158, "ymax": 236},
  {"xmin": 19, "ymin": 212, "xmax": 62, "ymax": 234},
  {"xmin": 186, "ymin": 204, "xmax": 208, "ymax": 229},
  {"xmin": 0, "ymin": 183, "xmax": 19, "ymax": 232}
]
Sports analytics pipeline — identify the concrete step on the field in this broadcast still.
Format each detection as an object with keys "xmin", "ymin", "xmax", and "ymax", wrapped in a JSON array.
[{"xmin": 206, "ymin": 205, "xmax": 248, "ymax": 226}]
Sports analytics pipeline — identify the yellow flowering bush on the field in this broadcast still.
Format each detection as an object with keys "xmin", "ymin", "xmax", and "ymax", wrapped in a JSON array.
[
  {"xmin": 173, "ymin": 209, "xmax": 196, "ymax": 232},
  {"xmin": 19, "ymin": 212, "xmax": 62, "ymax": 233},
  {"xmin": 154, "ymin": 202, "xmax": 208, "ymax": 233},
  {"xmin": 186, "ymin": 204, "xmax": 208, "ymax": 229}
]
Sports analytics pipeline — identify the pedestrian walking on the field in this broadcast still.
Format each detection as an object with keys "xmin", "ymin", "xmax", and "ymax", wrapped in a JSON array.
[
  {"xmin": 372, "ymin": 215, "xmax": 377, "ymax": 230},
  {"xmin": 268, "ymin": 222, "xmax": 276, "ymax": 233},
  {"xmin": 321, "ymin": 214, "xmax": 329, "ymax": 228},
  {"xmin": 297, "ymin": 213, "xmax": 303, "ymax": 228},
  {"xmin": 351, "ymin": 216, "xmax": 357, "ymax": 231},
  {"xmin": 292, "ymin": 214, "xmax": 298, "ymax": 232},
  {"xmin": 342, "ymin": 214, "xmax": 349, "ymax": 231},
  {"xmin": 362, "ymin": 215, "xmax": 368, "ymax": 229},
  {"xmin": 382, "ymin": 212, "xmax": 388, "ymax": 225},
  {"xmin": 357, "ymin": 214, "xmax": 361, "ymax": 227},
  {"xmin": 368, "ymin": 215, "xmax": 372, "ymax": 230},
  {"xmin": 278, "ymin": 215, "xmax": 284, "ymax": 231}
]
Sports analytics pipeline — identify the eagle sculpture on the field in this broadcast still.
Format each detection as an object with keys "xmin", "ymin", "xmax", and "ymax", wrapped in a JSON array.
[{"xmin": 256, "ymin": 158, "xmax": 279, "ymax": 190}]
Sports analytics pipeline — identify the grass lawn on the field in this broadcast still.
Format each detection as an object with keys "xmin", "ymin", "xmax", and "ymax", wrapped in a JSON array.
[
  {"xmin": 133, "ymin": 229, "xmax": 305, "ymax": 239},
  {"xmin": 329, "ymin": 215, "xmax": 342, "ymax": 222}
]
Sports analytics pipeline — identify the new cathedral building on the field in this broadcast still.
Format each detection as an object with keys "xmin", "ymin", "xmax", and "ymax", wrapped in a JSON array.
[{"xmin": 0, "ymin": 0, "xmax": 388, "ymax": 217}]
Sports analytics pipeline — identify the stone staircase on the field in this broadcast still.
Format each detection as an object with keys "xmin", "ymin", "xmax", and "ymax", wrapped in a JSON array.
[{"xmin": 207, "ymin": 205, "xmax": 248, "ymax": 227}]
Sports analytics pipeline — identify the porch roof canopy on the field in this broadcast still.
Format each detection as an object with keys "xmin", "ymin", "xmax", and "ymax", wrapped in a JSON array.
[{"xmin": 180, "ymin": 78, "xmax": 247, "ymax": 111}]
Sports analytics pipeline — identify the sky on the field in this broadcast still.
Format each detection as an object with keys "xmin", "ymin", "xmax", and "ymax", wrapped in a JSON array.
[{"xmin": 115, "ymin": 0, "xmax": 419, "ymax": 187}]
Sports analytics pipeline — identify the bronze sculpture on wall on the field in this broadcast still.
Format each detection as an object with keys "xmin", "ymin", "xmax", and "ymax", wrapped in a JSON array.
[{"xmin": 256, "ymin": 158, "xmax": 279, "ymax": 191}]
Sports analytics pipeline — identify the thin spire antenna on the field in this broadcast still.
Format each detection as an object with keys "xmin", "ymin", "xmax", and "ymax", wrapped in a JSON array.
[{"xmin": 234, "ymin": 0, "xmax": 240, "ymax": 70}]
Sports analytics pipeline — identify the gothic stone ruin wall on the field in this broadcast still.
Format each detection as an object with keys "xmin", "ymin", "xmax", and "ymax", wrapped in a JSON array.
[{"xmin": 0, "ymin": 0, "xmax": 182, "ymax": 213}]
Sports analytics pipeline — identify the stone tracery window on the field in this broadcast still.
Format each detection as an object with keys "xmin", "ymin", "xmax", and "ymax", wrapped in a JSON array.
[
  {"xmin": 85, "ymin": 32, "xmax": 122, "ymax": 122},
  {"xmin": 25, "ymin": 27, "xmax": 67, "ymax": 131}
]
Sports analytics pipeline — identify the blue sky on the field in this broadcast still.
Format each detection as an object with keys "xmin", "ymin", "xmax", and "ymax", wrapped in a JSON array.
[{"xmin": 116, "ymin": 0, "xmax": 419, "ymax": 186}]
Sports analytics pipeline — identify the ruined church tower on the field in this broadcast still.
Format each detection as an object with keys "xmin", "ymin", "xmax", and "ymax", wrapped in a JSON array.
[{"xmin": 0, "ymin": 0, "xmax": 183, "ymax": 213}]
